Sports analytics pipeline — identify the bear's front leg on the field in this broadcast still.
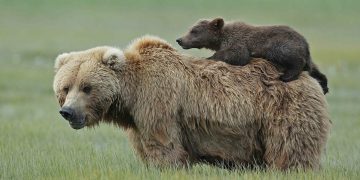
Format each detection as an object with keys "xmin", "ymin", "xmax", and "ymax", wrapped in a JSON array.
[
  {"xmin": 134, "ymin": 115, "xmax": 190, "ymax": 168},
  {"xmin": 141, "ymin": 133, "xmax": 190, "ymax": 168},
  {"xmin": 131, "ymin": 79, "xmax": 191, "ymax": 168},
  {"xmin": 208, "ymin": 46, "xmax": 250, "ymax": 66}
]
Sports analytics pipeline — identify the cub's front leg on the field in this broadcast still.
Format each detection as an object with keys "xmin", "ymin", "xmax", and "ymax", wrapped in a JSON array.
[{"xmin": 208, "ymin": 46, "xmax": 250, "ymax": 66}]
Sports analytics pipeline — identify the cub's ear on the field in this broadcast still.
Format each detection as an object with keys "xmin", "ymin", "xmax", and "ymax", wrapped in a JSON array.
[
  {"xmin": 209, "ymin": 18, "xmax": 224, "ymax": 30},
  {"xmin": 102, "ymin": 47, "xmax": 125, "ymax": 70},
  {"xmin": 54, "ymin": 52, "xmax": 70, "ymax": 72}
]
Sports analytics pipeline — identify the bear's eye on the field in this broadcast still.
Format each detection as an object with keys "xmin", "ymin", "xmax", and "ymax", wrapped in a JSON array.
[
  {"xmin": 83, "ymin": 86, "xmax": 92, "ymax": 94},
  {"xmin": 190, "ymin": 29, "xmax": 198, "ymax": 34},
  {"xmin": 63, "ymin": 87, "xmax": 69, "ymax": 94}
]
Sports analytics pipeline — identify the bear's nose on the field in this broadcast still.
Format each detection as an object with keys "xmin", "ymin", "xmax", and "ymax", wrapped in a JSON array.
[
  {"xmin": 59, "ymin": 107, "xmax": 75, "ymax": 121},
  {"xmin": 176, "ymin": 38, "xmax": 182, "ymax": 44}
]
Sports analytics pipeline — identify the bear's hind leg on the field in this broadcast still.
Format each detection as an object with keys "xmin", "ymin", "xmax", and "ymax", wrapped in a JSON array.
[
  {"xmin": 279, "ymin": 57, "xmax": 305, "ymax": 82},
  {"xmin": 263, "ymin": 121, "xmax": 328, "ymax": 170}
]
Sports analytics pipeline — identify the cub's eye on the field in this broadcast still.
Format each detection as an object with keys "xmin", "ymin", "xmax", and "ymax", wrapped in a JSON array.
[
  {"xmin": 83, "ymin": 86, "xmax": 92, "ymax": 94},
  {"xmin": 190, "ymin": 30, "xmax": 198, "ymax": 34},
  {"xmin": 63, "ymin": 87, "xmax": 69, "ymax": 94}
]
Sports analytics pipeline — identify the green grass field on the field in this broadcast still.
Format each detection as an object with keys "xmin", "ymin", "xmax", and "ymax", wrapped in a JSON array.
[{"xmin": 1, "ymin": 0, "xmax": 360, "ymax": 179}]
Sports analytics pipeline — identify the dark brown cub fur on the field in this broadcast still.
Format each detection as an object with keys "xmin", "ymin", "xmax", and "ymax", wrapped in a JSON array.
[{"xmin": 176, "ymin": 18, "xmax": 328, "ymax": 94}]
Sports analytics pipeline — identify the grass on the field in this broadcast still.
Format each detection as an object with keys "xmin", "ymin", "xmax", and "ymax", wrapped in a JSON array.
[{"xmin": 0, "ymin": 0, "xmax": 360, "ymax": 179}]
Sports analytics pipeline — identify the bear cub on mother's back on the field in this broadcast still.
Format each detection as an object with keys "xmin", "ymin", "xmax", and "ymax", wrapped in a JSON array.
[{"xmin": 176, "ymin": 18, "xmax": 329, "ymax": 94}]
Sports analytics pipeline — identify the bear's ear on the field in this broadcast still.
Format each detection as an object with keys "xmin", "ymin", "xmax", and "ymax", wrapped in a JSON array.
[
  {"xmin": 54, "ymin": 52, "xmax": 70, "ymax": 72},
  {"xmin": 102, "ymin": 47, "xmax": 125, "ymax": 70},
  {"xmin": 209, "ymin": 18, "xmax": 224, "ymax": 30}
]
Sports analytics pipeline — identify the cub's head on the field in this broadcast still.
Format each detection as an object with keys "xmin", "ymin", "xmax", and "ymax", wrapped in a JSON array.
[
  {"xmin": 53, "ymin": 47, "xmax": 124, "ymax": 129},
  {"xmin": 176, "ymin": 17, "xmax": 224, "ymax": 50}
]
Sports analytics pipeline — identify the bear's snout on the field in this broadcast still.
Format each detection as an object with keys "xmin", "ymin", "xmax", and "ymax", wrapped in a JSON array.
[
  {"xmin": 176, "ymin": 38, "xmax": 183, "ymax": 44},
  {"xmin": 59, "ymin": 106, "xmax": 75, "ymax": 121},
  {"xmin": 176, "ymin": 38, "xmax": 191, "ymax": 49},
  {"xmin": 59, "ymin": 106, "xmax": 85, "ymax": 129}
]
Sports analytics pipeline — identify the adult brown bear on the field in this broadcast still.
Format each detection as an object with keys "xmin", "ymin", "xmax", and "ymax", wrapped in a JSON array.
[{"xmin": 53, "ymin": 36, "xmax": 331, "ymax": 170}]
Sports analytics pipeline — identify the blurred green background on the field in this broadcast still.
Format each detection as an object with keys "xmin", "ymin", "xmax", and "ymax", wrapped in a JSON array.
[{"xmin": 0, "ymin": 0, "xmax": 359, "ymax": 179}]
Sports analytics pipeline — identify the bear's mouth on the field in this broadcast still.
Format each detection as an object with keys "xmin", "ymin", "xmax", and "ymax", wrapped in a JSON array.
[
  {"xmin": 178, "ymin": 41, "xmax": 202, "ymax": 50},
  {"xmin": 179, "ymin": 43, "xmax": 194, "ymax": 50},
  {"xmin": 69, "ymin": 121, "xmax": 85, "ymax": 130},
  {"xmin": 182, "ymin": 46, "xmax": 191, "ymax": 50},
  {"xmin": 69, "ymin": 117, "xmax": 86, "ymax": 130}
]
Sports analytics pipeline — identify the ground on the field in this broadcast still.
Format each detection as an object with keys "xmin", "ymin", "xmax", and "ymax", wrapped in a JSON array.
[{"xmin": 0, "ymin": 0, "xmax": 359, "ymax": 179}]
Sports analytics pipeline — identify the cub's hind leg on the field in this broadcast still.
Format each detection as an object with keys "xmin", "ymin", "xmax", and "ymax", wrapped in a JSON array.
[{"xmin": 279, "ymin": 57, "xmax": 306, "ymax": 82}]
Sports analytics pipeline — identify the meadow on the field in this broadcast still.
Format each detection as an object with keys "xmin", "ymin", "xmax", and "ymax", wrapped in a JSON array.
[{"xmin": 0, "ymin": 0, "xmax": 359, "ymax": 179}]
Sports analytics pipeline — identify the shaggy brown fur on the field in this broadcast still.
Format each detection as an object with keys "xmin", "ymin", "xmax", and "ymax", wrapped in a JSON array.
[
  {"xmin": 176, "ymin": 18, "xmax": 329, "ymax": 94},
  {"xmin": 53, "ymin": 36, "xmax": 331, "ymax": 170}
]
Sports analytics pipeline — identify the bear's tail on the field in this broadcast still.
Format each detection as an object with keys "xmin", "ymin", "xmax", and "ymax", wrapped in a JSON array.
[{"xmin": 308, "ymin": 61, "xmax": 329, "ymax": 94}]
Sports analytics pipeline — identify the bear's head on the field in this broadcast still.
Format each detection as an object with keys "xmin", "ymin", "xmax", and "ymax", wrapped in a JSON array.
[
  {"xmin": 53, "ymin": 46, "xmax": 125, "ymax": 129},
  {"xmin": 176, "ymin": 17, "xmax": 224, "ymax": 50}
]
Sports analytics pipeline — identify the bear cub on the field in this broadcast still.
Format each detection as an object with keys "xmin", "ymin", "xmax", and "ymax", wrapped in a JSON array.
[{"xmin": 176, "ymin": 18, "xmax": 328, "ymax": 94}]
